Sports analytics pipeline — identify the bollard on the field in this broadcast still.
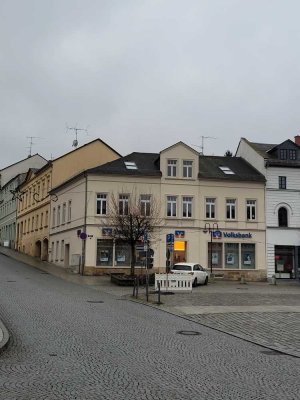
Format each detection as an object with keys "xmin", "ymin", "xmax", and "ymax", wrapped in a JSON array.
[
  {"xmin": 270, "ymin": 275, "xmax": 277, "ymax": 285},
  {"xmin": 132, "ymin": 278, "xmax": 136, "ymax": 297},
  {"xmin": 157, "ymin": 282, "xmax": 162, "ymax": 304},
  {"xmin": 136, "ymin": 277, "xmax": 139, "ymax": 299}
]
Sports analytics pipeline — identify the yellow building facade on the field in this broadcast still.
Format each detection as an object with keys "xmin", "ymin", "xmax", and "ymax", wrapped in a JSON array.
[{"xmin": 16, "ymin": 139, "xmax": 120, "ymax": 259}]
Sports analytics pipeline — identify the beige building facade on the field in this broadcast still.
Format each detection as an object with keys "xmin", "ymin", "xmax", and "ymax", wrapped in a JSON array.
[
  {"xmin": 49, "ymin": 142, "xmax": 267, "ymax": 281},
  {"xmin": 16, "ymin": 139, "xmax": 121, "ymax": 259}
]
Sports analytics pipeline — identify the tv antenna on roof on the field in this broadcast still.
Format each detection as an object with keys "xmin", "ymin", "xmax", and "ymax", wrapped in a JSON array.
[
  {"xmin": 66, "ymin": 124, "xmax": 88, "ymax": 148},
  {"xmin": 26, "ymin": 136, "xmax": 41, "ymax": 157},
  {"xmin": 191, "ymin": 136, "xmax": 217, "ymax": 155}
]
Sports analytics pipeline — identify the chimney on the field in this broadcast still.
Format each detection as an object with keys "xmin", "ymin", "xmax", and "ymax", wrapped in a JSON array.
[{"xmin": 294, "ymin": 135, "xmax": 300, "ymax": 146}]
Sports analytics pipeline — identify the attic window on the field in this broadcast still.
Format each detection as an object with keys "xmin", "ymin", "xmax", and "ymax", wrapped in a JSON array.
[
  {"xmin": 219, "ymin": 166, "xmax": 235, "ymax": 175},
  {"xmin": 124, "ymin": 161, "xmax": 137, "ymax": 170}
]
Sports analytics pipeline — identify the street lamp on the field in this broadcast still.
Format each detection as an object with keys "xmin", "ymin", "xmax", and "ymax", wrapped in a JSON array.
[{"xmin": 203, "ymin": 222, "xmax": 219, "ymax": 274}]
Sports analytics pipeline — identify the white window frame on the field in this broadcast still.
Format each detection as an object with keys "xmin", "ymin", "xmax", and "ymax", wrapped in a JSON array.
[
  {"xmin": 167, "ymin": 160, "xmax": 177, "ymax": 177},
  {"xmin": 183, "ymin": 160, "xmax": 193, "ymax": 178},
  {"xmin": 96, "ymin": 194, "xmax": 107, "ymax": 215},
  {"xmin": 246, "ymin": 200, "xmax": 256, "ymax": 221},
  {"xmin": 182, "ymin": 196, "xmax": 193, "ymax": 218},
  {"xmin": 119, "ymin": 195, "xmax": 129, "ymax": 215},
  {"xmin": 226, "ymin": 199, "xmax": 236, "ymax": 220},
  {"xmin": 167, "ymin": 196, "xmax": 177, "ymax": 217},
  {"xmin": 205, "ymin": 198, "xmax": 216, "ymax": 219},
  {"xmin": 140, "ymin": 194, "xmax": 151, "ymax": 217}
]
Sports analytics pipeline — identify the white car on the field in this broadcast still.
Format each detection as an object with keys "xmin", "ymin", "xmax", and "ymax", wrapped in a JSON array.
[{"xmin": 170, "ymin": 263, "xmax": 209, "ymax": 286}]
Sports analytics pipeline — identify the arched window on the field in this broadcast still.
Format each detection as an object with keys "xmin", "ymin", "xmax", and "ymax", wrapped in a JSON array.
[{"xmin": 278, "ymin": 207, "xmax": 288, "ymax": 227}]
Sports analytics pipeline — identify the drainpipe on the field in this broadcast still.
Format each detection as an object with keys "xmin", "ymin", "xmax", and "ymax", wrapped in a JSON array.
[{"xmin": 81, "ymin": 172, "xmax": 88, "ymax": 275}]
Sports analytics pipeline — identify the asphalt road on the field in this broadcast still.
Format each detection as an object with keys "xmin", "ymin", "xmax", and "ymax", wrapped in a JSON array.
[{"xmin": 0, "ymin": 254, "xmax": 300, "ymax": 400}]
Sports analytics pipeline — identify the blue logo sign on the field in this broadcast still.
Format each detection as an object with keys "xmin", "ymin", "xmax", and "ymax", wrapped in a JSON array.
[{"xmin": 175, "ymin": 230, "xmax": 185, "ymax": 238}]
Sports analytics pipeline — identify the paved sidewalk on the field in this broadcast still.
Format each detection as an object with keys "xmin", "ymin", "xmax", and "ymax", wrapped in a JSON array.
[{"xmin": 1, "ymin": 246, "xmax": 300, "ymax": 357}]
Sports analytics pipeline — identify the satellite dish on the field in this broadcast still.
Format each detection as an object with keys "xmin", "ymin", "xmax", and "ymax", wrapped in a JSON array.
[{"xmin": 72, "ymin": 139, "xmax": 78, "ymax": 148}]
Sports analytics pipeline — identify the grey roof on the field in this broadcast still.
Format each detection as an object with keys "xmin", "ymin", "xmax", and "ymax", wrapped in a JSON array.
[
  {"xmin": 87, "ymin": 152, "xmax": 161, "ymax": 176},
  {"xmin": 247, "ymin": 142, "xmax": 278, "ymax": 158},
  {"xmin": 198, "ymin": 156, "xmax": 265, "ymax": 182}
]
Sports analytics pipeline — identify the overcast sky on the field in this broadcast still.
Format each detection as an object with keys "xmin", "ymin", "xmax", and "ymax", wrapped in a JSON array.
[{"xmin": 1, "ymin": 0, "xmax": 300, "ymax": 168}]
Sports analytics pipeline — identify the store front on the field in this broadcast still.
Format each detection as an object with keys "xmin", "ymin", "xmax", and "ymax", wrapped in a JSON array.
[{"xmin": 275, "ymin": 245, "xmax": 299, "ymax": 279}]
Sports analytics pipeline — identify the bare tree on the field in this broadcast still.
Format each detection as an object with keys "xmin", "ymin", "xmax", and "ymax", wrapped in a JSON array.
[
  {"xmin": 224, "ymin": 150, "xmax": 233, "ymax": 157},
  {"xmin": 104, "ymin": 192, "xmax": 162, "ymax": 276}
]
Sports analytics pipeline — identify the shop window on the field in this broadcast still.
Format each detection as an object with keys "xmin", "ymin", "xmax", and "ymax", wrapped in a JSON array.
[
  {"xmin": 278, "ymin": 207, "xmax": 288, "ymax": 227},
  {"xmin": 241, "ymin": 244, "xmax": 255, "ymax": 269},
  {"xmin": 208, "ymin": 242, "xmax": 222, "ymax": 269},
  {"xmin": 96, "ymin": 239, "xmax": 113, "ymax": 266},
  {"xmin": 225, "ymin": 243, "xmax": 239, "ymax": 269},
  {"xmin": 115, "ymin": 241, "xmax": 131, "ymax": 266}
]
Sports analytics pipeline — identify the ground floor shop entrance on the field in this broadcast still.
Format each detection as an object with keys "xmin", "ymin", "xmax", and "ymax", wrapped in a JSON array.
[{"xmin": 275, "ymin": 245, "xmax": 300, "ymax": 279}]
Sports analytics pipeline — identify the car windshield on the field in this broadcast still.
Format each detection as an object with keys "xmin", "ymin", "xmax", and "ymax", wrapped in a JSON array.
[{"xmin": 173, "ymin": 265, "xmax": 192, "ymax": 271}]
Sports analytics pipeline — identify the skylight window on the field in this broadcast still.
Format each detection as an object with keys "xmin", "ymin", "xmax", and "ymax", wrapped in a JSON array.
[
  {"xmin": 219, "ymin": 166, "xmax": 235, "ymax": 175},
  {"xmin": 124, "ymin": 161, "xmax": 137, "ymax": 170}
]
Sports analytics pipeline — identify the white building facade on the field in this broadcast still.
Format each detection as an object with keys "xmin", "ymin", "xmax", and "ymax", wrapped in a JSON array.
[{"xmin": 236, "ymin": 136, "xmax": 300, "ymax": 280}]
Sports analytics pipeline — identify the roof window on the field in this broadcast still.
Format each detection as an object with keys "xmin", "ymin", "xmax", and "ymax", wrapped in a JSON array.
[
  {"xmin": 219, "ymin": 166, "xmax": 235, "ymax": 175},
  {"xmin": 124, "ymin": 161, "xmax": 137, "ymax": 170}
]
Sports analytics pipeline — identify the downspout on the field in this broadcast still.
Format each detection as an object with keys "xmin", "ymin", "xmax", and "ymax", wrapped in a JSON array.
[{"xmin": 81, "ymin": 171, "xmax": 88, "ymax": 275}]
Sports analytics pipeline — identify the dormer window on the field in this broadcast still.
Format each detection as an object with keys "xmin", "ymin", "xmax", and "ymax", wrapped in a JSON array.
[
  {"xmin": 124, "ymin": 161, "xmax": 137, "ymax": 170},
  {"xmin": 167, "ymin": 160, "xmax": 177, "ymax": 177},
  {"xmin": 183, "ymin": 160, "xmax": 193, "ymax": 178},
  {"xmin": 279, "ymin": 149, "xmax": 296, "ymax": 160}
]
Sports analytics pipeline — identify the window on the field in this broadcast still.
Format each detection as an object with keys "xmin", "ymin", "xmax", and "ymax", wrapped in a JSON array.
[
  {"xmin": 183, "ymin": 160, "xmax": 193, "ymax": 178},
  {"xmin": 226, "ymin": 199, "xmax": 236, "ymax": 219},
  {"xmin": 289, "ymin": 149, "xmax": 296, "ymax": 160},
  {"xmin": 241, "ymin": 244, "xmax": 255, "ymax": 269},
  {"xmin": 278, "ymin": 207, "xmax": 288, "ymax": 227},
  {"xmin": 219, "ymin": 166, "xmax": 235, "ymax": 175},
  {"xmin": 119, "ymin": 195, "xmax": 129, "ymax": 215},
  {"xmin": 68, "ymin": 201, "xmax": 72, "ymax": 222},
  {"xmin": 225, "ymin": 243, "xmax": 239, "ymax": 269},
  {"xmin": 124, "ymin": 161, "xmax": 137, "ymax": 170},
  {"xmin": 206, "ymin": 198, "xmax": 216, "ymax": 219},
  {"xmin": 96, "ymin": 239, "xmax": 113, "ymax": 266},
  {"xmin": 36, "ymin": 214, "xmax": 39, "ymax": 230},
  {"xmin": 51, "ymin": 242, "xmax": 54, "ymax": 262},
  {"xmin": 280, "ymin": 149, "xmax": 287, "ymax": 160},
  {"xmin": 45, "ymin": 210, "xmax": 49, "ymax": 227},
  {"xmin": 279, "ymin": 176, "xmax": 286, "ymax": 189},
  {"xmin": 57, "ymin": 205, "xmax": 61, "ymax": 226},
  {"xmin": 61, "ymin": 240, "xmax": 64, "ymax": 261},
  {"xmin": 167, "ymin": 160, "xmax": 177, "ymax": 177},
  {"xmin": 62, "ymin": 203, "xmax": 66, "ymax": 223},
  {"xmin": 52, "ymin": 208, "xmax": 56, "ymax": 227},
  {"xmin": 96, "ymin": 194, "xmax": 107, "ymax": 215},
  {"xmin": 208, "ymin": 242, "xmax": 223, "ymax": 269},
  {"xmin": 182, "ymin": 196, "xmax": 192, "ymax": 218},
  {"xmin": 40, "ymin": 213, "xmax": 43, "ymax": 228},
  {"xmin": 246, "ymin": 200, "xmax": 256, "ymax": 221},
  {"xmin": 55, "ymin": 241, "xmax": 59, "ymax": 261},
  {"xmin": 31, "ymin": 217, "xmax": 34, "ymax": 232},
  {"xmin": 115, "ymin": 241, "xmax": 131, "ymax": 265},
  {"xmin": 140, "ymin": 195, "xmax": 151, "ymax": 216},
  {"xmin": 167, "ymin": 196, "xmax": 177, "ymax": 217}
]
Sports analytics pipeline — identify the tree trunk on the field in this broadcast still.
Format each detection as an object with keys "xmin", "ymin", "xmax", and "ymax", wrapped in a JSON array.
[{"xmin": 130, "ymin": 241, "xmax": 136, "ymax": 276}]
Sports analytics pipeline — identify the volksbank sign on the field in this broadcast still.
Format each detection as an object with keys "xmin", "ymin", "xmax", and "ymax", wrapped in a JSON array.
[{"xmin": 213, "ymin": 231, "xmax": 252, "ymax": 239}]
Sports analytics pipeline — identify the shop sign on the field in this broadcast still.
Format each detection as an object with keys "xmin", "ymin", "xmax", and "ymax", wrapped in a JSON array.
[
  {"xmin": 223, "ymin": 232, "xmax": 252, "ymax": 239},
  {"xmin": 175, "ymin": 230, "xmax": 185, "ymax": 238},
  {"xmin": 166, "ymin": 233, "xmax": 174, "ymax": 244},
  {"xmin": 102, "ymin": 228, "xmax": 113, "ymax": 236}
]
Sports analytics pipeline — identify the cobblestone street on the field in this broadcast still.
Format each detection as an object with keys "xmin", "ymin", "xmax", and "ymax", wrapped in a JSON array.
[{"xmin": 1, "ymin": 254, "xmax": 300, "ymax": 399}]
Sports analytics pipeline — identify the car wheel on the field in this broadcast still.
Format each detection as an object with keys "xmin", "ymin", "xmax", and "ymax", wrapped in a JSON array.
[
  {"xmin": 204, "ymin": 276, "xmax": 208, "ymax": 285},
  {"xmin": 193, "ymin": 278, "xmax": 198, "ymax": 287}
]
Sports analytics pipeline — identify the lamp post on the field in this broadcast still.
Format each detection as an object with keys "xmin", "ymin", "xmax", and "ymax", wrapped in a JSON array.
[{"xmin": 203, "ymin": 222, "xmax": 219, "ymax": 275}]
